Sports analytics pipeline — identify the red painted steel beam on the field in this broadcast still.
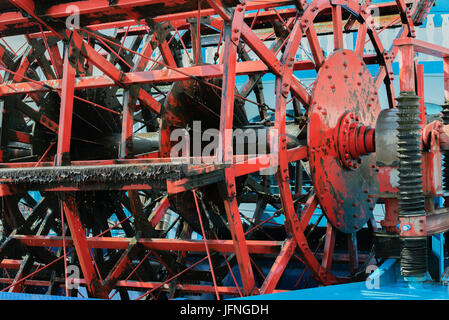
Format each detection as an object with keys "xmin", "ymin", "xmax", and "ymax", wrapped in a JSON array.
[
  {"xmin": 355, "ymin": 22, "xmax": 367, "ymax": 57},
  {"xmin": 116, "ymin": 280, "xmax": 242, "ymax": 295},
  {"xmin": 0, "ymin": 55, "xmax": 383, "ymax": 97},
  {"xmin": 0, "ymin": 259, "xmax": 21, "ymax": 269},
  {"xmin": 426, "ymin": 208, "xmax": 449, "ymax": 236},
  {"xmin": 0, "ymin": 185, "xmax": 18, "ymax": 198},
  {"xmin": 7, "ymin": 130, "xmax": 31, "ymax": 145},
  {"xmin": 13, "ymin": 235, "xmax": 282, "ymax": 254},
  {"xmin": 397, "ymin": 42, "xmax": 415, "ymax": 92},
  {"xmin": 0, "ymin": 61, "xmax": 263, "ymax": 95},
  {"xmin": 10, "ymin": 47, "xmax": 33, "ymax": 83},
  {"xmin": 47, "ymin": 0, "xmax": 240, "ymax": 18},
  {"xmin": 205, "ymin": 0, "xmax": 233, "ymax": 21},
  {"xmin": 394, "ymin": 0, "xmax": 415, "ymax": 37},
  {"xmin": 218, "ymin": 3, "xmax": 257, "ymax": 296},
  {"xmin": 167, "ymin": 173, "xmax": 225, "ymax": 195},
  {"xmin": 48, "ymin": 42, "xmax": 64, "ymax": 78},
  {"xmin": 103, "ymin": 239, "xmax": 140, "ymax": 294},
  {"xmin": 9, "ymin": 0, "xmax": 65, "ymax": 40},
  {"xmin": 2, "ymin": 16, "xmax": 140, "ymax": 39},
  {"xmin": 232, "ymin": 154, "xmax": 278, "ymax": 177},
  {"xmin": 55, "ymin": 44, "xmax": 76, "ymax": 166},
  {"xmin": 240, "ymin": 23, "xmax": 282, "ymax": 71},
  {"xmin": 148, "ymin": 195, "xmax": 170, "ymax": 227},
  {"xmin": 155, "ymin": 38, "xmax": 177, "ymax": 68},
  {"xmin": 332, "ymin": 4, "xmax": 343, "ymax": 51},
  {"xmin": 0, "ymin": 180, "xmax": 161, "ymax": 195},
  {"xmin": 259, "ymin": 237, "xmax": 296, "ymax": 294},
  {"xmin": 120, "ymin": 91, "xmax": 136, "ymax": 159},
  {"xmin": 416, "ymin": 63, "xmax": 425, "ymax": 127},
  {"xmin": 321, "ymin": 222, "xmax": 336, "ymax": 271},
  {"xmin": 70, "ymin": 30, "xmax": 122, "ymax": 83},
  {"xmin": 394, "ymin": 37, "xmax": 449, "ymax": 58},
  {"xmin": 0, "ymin": 278, "xmax": 55, "ymax": 288},
  {"xmin": 15, "ymin": 100, "xmax": 59, "ymax": 133},
  {"xmin": 8, "ymin": 0, "xmax": 240, "ymax": 26},
  {"xmin": 0, "ymin": 1, "xmax": 411, "ymax": 37},
  {"xmin": 61, "ymin": 194, "xmax": 108, "ymax": 298},
  {"xmin": 306, "ymin": 24, "xmax": 325, "ymax": 69},
  {"xmin": 232, "ymin": 146, "xmax": 307, "ymax": 177},
  {"xmin": 444, "ymin": 58, "xmax": 449, "ymax": 102},
  {"xmin": 0, "ymin": 0, "xmax": 269, "ymax": 37},
  {"xmin": 299, "ymin": 194, "xmax": 318, "ymax": 231}
]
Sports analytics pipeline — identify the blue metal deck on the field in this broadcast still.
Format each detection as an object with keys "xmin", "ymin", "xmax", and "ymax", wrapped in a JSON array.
[
  {"xmin": 0, "ymin": 292, "xmax": 89, "ymax": 300},
  {"xmin": 238, "ymin": 259, "xmax": 449, "ymax": 300}
]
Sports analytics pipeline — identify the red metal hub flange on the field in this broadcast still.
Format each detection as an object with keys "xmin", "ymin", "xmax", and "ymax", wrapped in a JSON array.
[
  {"xmin": 308, "ymin": 49, "xmax": 380, "ymax": 234},
  {"xmin": 336, "ymin": 111, "xmax": 375, "ymax": 169}
]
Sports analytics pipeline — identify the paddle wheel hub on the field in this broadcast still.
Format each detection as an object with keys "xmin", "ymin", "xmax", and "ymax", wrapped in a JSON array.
[{"xmin": 308, "ymin": 49, "xmax": 380, "ymax": 234}]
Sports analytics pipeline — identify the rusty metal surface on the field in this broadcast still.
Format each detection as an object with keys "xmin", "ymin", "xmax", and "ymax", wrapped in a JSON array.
[
  {"xmin": 0, "ymin": 0, "xmax": 443, "ymax": 300},
  {"xmin": 0, "ymin": 163, "xmax": 184, "ymax": 186},
  {"xmin": 0, "ymin": 0, "xmax": 242, "ymax": 36},
  {"xmin": 308, "ymin": 49, "xmax": 380, "ymax": 234}
]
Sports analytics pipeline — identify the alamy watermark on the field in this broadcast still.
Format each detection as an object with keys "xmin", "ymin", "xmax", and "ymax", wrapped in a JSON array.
[
  {"xmin": 66, "ymin": 264, "xmax": 80, "ymax": 290},
  {"xmin": 169, "ymin": 121, "xmax": 279, "ymax": 175},
  {"xmin": 365, "ymin": 264, "xmax": 380, "ymax": 289},
  {"xmin": 66, "ymin": 5, "xmax": 80, "ymax": 30}
]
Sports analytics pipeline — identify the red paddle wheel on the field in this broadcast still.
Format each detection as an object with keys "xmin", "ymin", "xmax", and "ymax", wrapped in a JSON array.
[{"xmin": 0, "ymin": 0, "xmax": 443, "ymax": 299}]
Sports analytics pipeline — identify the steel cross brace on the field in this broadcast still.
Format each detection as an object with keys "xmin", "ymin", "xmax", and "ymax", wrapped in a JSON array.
[
  {"xmin": 60, "ymin": 193, "xmax": 108, "ymax": 298},
  {"xmin": 216, "ymin": 2, "xmax": 258, "ymax": 297}
]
